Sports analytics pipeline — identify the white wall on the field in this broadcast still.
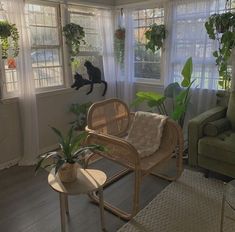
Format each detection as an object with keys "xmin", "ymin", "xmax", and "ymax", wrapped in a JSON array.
[{"xmin": 0, "ymin": 86, "xmax": 104, "ymax": 169}]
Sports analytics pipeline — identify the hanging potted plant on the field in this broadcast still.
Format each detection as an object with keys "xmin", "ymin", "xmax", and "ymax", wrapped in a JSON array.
[
  {"xmin": 0, "ymin": 20, "xmax": 19, "ymax": 68},
  {"xmin": 205, "ymin": 12, "xmax": 235, "ymax": 90},
  {"xmin": 35, "ymin": 126, "xmax": 105, "ymax": 182},
  {"xmin": 114, "ymin": 27, "xmax": 125, "ymax": 65},
  {"xmin": 144, "ymin": 23, "xmax": 167, "ymax": 53},
  {"xmin": 63, "ymin": 23, "xmax": 86, "ymax": 62}
]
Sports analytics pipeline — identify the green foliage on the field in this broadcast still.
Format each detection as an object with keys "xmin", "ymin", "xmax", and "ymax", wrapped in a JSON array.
[
  {"xmin": 35, "ymin": 126, "xmax": 105, "ymax": 174},
  {"xmin": 63, "ymin": 23, "xmax": 86, "ymax": 61},
  {"xmin": 114, "ymin": 27, "xmax": 125, "ymax": 65},
  {"xmin": 132, "ymin": 57, "xmax": 194, "ymax": 128},
  {"xmin": 0, "ymin": 20, "xmax": 19, "ymax": 59},
  {"xmin": 69, "ymin": 102, "xmax": 92, "ymax": 131},
  {"xmin": 205, "ymin": 12, "xmax": 235, "ymax": 90},
  {"xmin": 145, "ymin": 23, "xmax": 166, "ymax": 53}
]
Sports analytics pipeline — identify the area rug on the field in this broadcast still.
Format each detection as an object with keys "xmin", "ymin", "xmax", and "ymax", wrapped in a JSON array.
[{"xmin": 118, "ymin": 169, "xmax": 235, "ymax": 232}]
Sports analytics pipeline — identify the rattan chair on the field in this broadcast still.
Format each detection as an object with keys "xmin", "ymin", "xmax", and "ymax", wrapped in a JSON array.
[{"xmin": 85, "ymin": 98, "xmax": 184, "ymax": 220}]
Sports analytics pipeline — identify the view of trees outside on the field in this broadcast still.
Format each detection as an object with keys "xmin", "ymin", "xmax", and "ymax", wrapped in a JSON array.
[
  {"xmin": 27, "ymin": 3, "xmax": 63, "ymax": 89},
  {"xmin": 133, "ymin": 8, "xmax": 164, "ymax": 79}
]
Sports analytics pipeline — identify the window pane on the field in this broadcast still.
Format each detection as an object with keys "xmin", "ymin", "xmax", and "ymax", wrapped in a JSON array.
[
  {"xmin": 70, "ymin": 9, "xmax": 102, "ymax": 53},
  {"xmin": 27, "ymin": 3, "xmax": 63, "ymax": 89},
  {"xmin": 133, "ymin": 7, "xmax": 164, "ymax": 80}
]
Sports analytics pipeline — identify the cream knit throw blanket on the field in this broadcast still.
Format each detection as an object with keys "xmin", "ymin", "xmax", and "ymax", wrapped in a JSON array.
[{"xmin": 126, "ymin": 111, "xmax": 168, "ymax": 158}]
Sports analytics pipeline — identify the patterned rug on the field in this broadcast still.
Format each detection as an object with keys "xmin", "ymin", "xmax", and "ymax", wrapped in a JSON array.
[{"xmin": 118, "ymin": 169, "xmax": 235, "ymax": 232}]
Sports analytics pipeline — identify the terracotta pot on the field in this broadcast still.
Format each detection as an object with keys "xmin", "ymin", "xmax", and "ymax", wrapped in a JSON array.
[{"xmin": 58, "ymin": 163, "xmax": 77, "ymax": 182}]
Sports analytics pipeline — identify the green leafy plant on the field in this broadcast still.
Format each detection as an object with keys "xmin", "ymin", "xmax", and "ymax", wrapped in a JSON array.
[
  {"xmin": 63, "ymin": 23, "xmax": 86, "ymax": 61},
  {"xmin": 205, "ymin": 12, "xmax": 235, "ymax": 90},
  {"xmin": 114, "ymin": 27, "xmax": 125, "ymax": 65},
  {"xmin": 145, "ymin": 23, "xmax": 167, "ymax": 53},
  {"xmin": 132, "ymin": 57, "xmax": 194, "ymax": 128},
  {"xmin": 0, "ymin": 20, "xmax": 19, "ymax": 59},
  {"xmin": 35, "ymin": 126, "xmax": 105, "ymax": 174},
  {"xmin": 69, "ymin": 102, "xmax": 92, "ymax": 131}
]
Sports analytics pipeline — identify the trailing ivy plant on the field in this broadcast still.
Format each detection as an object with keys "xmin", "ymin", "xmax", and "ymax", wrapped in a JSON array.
[
  {"xmin": 63, "ymin": 23, "xmax": 86, "ymax": 61},
  {"xmin": 114, "ymin": 27, "xmax": 125, "ymax": 65},
  {"xmin": 132, "ymin": 57, "xmax": 194, "ymax": 128},
  {"xmin": 205, "ymin": 12, "xmax": 235, "ymax": 90},
  {"xmin": 0, "ymin": 20, "xmax": 19, "ymax": 59},
  {"xmin": 145, "ymin": 23, "xmax": 166, "ymax": 53}
]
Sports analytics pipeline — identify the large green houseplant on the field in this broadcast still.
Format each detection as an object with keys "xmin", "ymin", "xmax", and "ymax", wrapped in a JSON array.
[
  {"xmin": 35, "ymin": 126, "xmax": 105, "ymax": 182},
  {"xmin": 145, "ymin": 23, "xmax": 167, "ymax": 53},
  {"xmin": 205, "ymin": 12, "xmax": 235, "ymax": 90},
  {"xmin": 0, "ymin": 20, "xmax": 19, "ymax": 59},
  {"xmin": 132, "ymin": 57, "xmax": 194, "ymax": 128}
]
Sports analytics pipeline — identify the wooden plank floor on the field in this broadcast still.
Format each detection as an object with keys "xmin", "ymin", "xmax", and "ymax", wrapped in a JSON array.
[{"xmin": 0, "ymin": 159, "xmax": 170, "ymax": 232}]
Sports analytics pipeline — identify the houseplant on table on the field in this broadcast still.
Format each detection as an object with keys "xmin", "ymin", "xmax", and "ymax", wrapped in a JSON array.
[{"xmin": 35, "ymin": 126, "xmax": 105, "ymax": 182}]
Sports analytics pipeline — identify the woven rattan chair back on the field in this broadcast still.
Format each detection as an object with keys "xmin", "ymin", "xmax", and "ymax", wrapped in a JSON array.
[{"xmin": 87, "ymin": 98, "xmax": 130, "ymax": 137}]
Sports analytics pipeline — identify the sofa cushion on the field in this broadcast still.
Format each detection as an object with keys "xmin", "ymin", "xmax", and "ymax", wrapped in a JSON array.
[
  {"xmin": 204, "ymin": 118, "xmax": 230, "ymax": 136},
  {"xmin": 227, "ymin": 91, "xmax": 235, "ymax": 130},
  {"xmin": 198, "ymin": 130, "xmax": 235, "ymax": 164}
]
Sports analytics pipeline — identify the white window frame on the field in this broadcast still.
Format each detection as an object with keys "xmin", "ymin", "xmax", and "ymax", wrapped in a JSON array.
[
  {"xmin": 27, "ymin": 0, "xmax": 65, "ymax": 93},
  {"xmin": 132, "ymin": 6, "xmax": 165, "ymax": 86}
]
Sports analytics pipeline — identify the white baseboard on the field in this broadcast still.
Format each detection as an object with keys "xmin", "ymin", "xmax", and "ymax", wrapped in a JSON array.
[{"xmin": 0, "ymin": 158, "xmax": 20, "ymax": 170}]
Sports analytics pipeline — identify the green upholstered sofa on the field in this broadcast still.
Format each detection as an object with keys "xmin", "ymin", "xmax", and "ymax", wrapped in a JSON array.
[{"xmin": 188, "ymin": 91, "xmax": 235, "ymax": 178}]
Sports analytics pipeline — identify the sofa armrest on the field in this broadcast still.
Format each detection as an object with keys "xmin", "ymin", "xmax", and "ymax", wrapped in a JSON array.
[{"xmin": 188, "ymin": 106, "xmax": 227, "ymax": 166}]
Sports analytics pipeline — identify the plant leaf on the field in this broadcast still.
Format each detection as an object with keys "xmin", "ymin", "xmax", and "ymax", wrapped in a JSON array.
[{"xmin": 181, "ymin": 57, "xmax": 193, "ymax": 87}]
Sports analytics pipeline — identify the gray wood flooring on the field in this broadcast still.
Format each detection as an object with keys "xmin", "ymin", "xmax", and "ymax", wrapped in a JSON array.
[{"xmin": 0, "ymin": 159, "xmax": 170, "ymax": 232}]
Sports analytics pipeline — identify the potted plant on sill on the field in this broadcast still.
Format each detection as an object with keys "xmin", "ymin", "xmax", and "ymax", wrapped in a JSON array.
[
  {"xmin": 35, "ymin": 126, "xmax": 105, "ymax": 183},
  {"xmin": 69, "ymin": 102, "xmax": 92, "ymax": 131},
  {"xmin": 144, "ymin": 23, "xmax": 167, "ymax": 53},
  {"xmin": 205, "ymin": 12, "xmax": 235, "ymax": 90}
]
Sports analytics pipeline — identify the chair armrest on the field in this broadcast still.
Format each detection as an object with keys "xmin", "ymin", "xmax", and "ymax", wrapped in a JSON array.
[
  {"xmin": 188, "ymin": 106, "xmax": 227, "ymax": 166},
  {"xmin": 86, "ymin": 132, "xmax": 141, "ymax": 169}
]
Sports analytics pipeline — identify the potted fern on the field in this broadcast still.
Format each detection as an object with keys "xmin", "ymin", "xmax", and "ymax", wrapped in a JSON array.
[{"xmin": 35, "ymin": 126, "xmax": 105, "ymax": 182}]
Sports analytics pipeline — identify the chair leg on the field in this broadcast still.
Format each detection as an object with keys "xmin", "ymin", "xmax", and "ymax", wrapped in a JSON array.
[{"xmin": 88, "ymin": 169, "xmax": 142, "ymax": 221}]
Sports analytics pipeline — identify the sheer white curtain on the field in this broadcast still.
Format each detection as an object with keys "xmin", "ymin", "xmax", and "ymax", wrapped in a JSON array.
[
  {"xmin": 5, "ymin": 0, "xmax": 39, "ymax": 165},
  {"xmin": 101, "ymin": 8, "xmax": 134, "ymax": 106},
  {"xmin": 99, "ymin": 9, "xmax": 117, "ymax": 99},
  {"xmin": 122, "ymin": 9, "xmax": 135, "ymax": 106},
  {"xmin": 168, "ymin": 0, "xmax": 227, "ymax": 119}
]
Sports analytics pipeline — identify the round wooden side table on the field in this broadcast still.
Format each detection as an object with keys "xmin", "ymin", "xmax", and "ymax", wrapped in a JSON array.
[{"xmin": 48, "ymin": 167, "xmax": 107, "ymax": 232}]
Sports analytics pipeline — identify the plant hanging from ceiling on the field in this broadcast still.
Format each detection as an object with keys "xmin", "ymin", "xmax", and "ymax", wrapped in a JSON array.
[
  {"xmin": 0, "ymin": 20, "xmax": 19, "ymax": 59},
  {"xmin": 114, "ymin": 27, "xmax": 125, "ymax": 65},
  {"xmin": 63, "ymin": 23, "xmax": 86, "ymax": 61},
  {"xmin": 205, "ymin": 11, "xmax": 235, "ymax": 90},
  {"xmin": 145, "ymin": 23, "xmax": 167, "ymax": 53}
]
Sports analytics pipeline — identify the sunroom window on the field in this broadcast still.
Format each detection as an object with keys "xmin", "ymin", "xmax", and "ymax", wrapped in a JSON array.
[
  {"xmin": 133, "ymin": 7, "xmax": 164, "ymax": 81},
  {"xmin": 26, "ymin": 3, "xmax": 63, "ymax": 90}
]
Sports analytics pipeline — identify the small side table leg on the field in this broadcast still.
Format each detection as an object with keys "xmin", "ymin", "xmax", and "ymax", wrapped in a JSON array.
[
  {"xmin": 59, "ymin": 193, "xmax": 66, "ymax": 232},
  {"xmin": 220, "ymin": 182, "xmax": 226, "ymax": 232},
  {"xmin": 98, "ymin": 187, "xmax": 105, "ymax": 231},
  {"xmin": 65, "ymin": 195, "xmax": 69, "ymax": 216}
]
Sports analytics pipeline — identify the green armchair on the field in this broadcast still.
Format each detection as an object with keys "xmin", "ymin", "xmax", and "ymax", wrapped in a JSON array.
[{"xmin": 188, "ymin": 91, "xmax": 235, "ymax": 178}]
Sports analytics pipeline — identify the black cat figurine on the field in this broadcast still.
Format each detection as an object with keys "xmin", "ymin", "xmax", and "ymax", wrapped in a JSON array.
[
  {"xmin": 71, "ymin": 72, "xmax": 91, "ymax": 92},
  {"xmin": 84, "ymin": 61, "xmax": 107, "ymax": 96}
]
